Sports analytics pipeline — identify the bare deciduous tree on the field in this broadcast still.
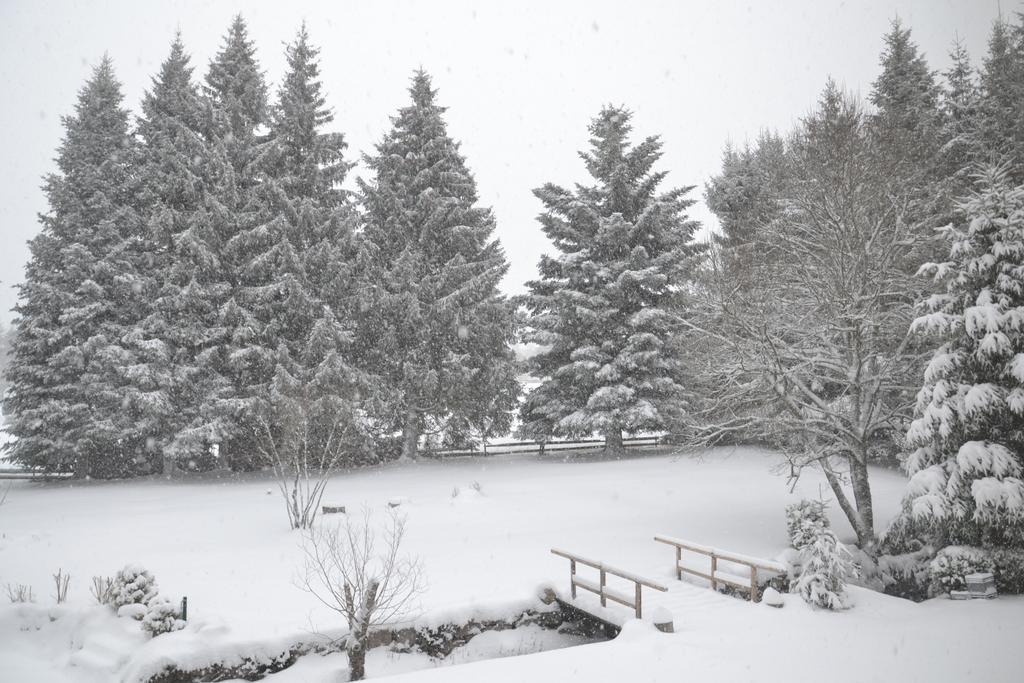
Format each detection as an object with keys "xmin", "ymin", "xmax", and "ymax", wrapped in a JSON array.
[
  {"xmin": 689, "ymin": 87, "xmax": 930, "ymax": 549},
  {"xmin": 257, "ymin": 389, "xmax": 360, "ymax": 530},
  {"xmin": 300, "ymin": 509, "xmax": 424, "ymax": 681}
]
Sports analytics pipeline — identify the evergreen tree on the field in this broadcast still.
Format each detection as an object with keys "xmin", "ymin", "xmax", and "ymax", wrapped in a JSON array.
[
  {"xmin": 4, "ymin": 58, "xmax": 146, "ymax": 477},
  {"xmin": 940, "ymin": 38, "xmax": 980, "ymax": 187},
  {"xmin": 247, "ymin": 26, "xmax": 365, "ymax": 467},
  {"xmin": 131, "ymin": 36, "xmax": 234, "ymax": 470},
  {"xmin": 870, "ymin": 19, "xmax": 944, "ymax": 169},
  {"xmin": 902, "ymin": 166, "xmax": 1024, "ymax": 548},
  {"xmin": 203, "ymin": 15, "xmax": 271, "ymax": 467},
  {"xmin": 358, "ymin": 71, "xmax": 520, "ymax": 459},
  {"xmin": 976, "ymin": 18, "xmax": 1024, "ymax": 182},
  {"xmin": 869, "ymin": 19, "xmax": 947, "ymax": 263},
  {"xmin": 520, "ymin": 107, "xmax": 705, "ymax": 454},
  {"xmin": 704, "ymin": 131, "xmax": 789, "ymax": 287}
]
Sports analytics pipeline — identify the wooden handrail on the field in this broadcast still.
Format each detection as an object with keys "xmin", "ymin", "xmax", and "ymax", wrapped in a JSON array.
[
  {"xmin": 654, "ymin": 534, "xmax": 785, "ymax": 603},
  {"xmin": 551, "ymin": 548, "xmax": 667, "ymax": 618}
]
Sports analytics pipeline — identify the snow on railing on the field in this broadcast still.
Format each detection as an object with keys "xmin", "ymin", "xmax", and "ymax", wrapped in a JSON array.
[
  {"xmin": 550, "ymin": 547, "xmax": 667, "ymax": 619},
  {"xmin": 654, "ymin": 534, "xmax": 786, "ymax": 603}
]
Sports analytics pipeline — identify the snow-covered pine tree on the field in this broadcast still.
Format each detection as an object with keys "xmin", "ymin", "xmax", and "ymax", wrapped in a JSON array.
[
  {"xmin": 976, "ymin": 17, "xmax": 1024, "ymax": 182},
  {"xmin": 249, "ymin": 26, "xmax": 365, "ymax": 473},
  {"xmin": 3, "ymin": 57, "xmax": 146, "ymax": 477},
  {"xmin": 870, "ymin": 19, "xmax": 944, "ymax": 173},
  {"xmin": 358, "ymin": 71, "xmax": 520, "ymax": 459},
  {"xmin": 202, "ymin": 16, "xmax": 271, "ymax": 468},
  {"xmin": 520, "ymin": 107, "xmax": 705, "ymax": 455},
  {"xmin": 869, "ymin": 20, "xmax": 948, "ymax": 265},
  {"xmin": 902, "ymin": 166, "xmax": 1024, "ymax": 549},
  {"xmin": 704, "ymin": 131, "xmax": 789, "ymax": 287},
  {"xmin": 940, "ymin": 38, "xmax": 980, "ymax": 189},
  {"xmin": 131, "ymin": 36, "xmax": 235, "ymax": 471}
]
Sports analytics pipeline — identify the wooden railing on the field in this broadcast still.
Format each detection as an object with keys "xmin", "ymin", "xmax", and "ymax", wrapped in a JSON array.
[
  {"xmin": 551, "ymin": 548, "xmax": 667, "ymax": 618},
  {"xmin": 654, "ymin": 535, "xmax": 786, "ymax": 603}
]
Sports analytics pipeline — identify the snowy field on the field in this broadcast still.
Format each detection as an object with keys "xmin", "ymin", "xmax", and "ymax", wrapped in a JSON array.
[{"xmin": 2, "ymin": 447, "xmax": 1022, "ymax": 682}]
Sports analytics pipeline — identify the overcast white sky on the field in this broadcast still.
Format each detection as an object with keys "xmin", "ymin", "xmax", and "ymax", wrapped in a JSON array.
[{"xmin": 0, "ymin": 0, "xmax": 1004, "ymax": 324}]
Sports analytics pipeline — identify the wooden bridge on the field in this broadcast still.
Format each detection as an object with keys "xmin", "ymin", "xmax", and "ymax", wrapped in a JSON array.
[{"xmin": 549, "ymin": 535, "xmax": 787, "ymax": 631}]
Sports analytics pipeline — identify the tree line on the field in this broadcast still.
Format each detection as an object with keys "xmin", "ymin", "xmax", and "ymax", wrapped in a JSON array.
[
  {"xmin": 4, "ymin": 13, "xmax": 1024, "ymax": 558},
  {"xmin": 3, "ymin": 18, "xmax": 519, "ymax": 477}
]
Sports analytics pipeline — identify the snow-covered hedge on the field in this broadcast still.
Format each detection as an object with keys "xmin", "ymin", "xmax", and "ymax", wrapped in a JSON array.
[
  {"xmin": 990, "ymin": 548, "xmax": 1024, "ymax": 594},
  {"xmin": 927, "ymin": 546, "xmax": 994, "ymax": 596},
  {"xmin": 926, "ymin": 546, "xmax": 1024, "ymax": 596}
]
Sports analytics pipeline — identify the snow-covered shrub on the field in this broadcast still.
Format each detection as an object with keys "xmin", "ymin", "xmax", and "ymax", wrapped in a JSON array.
[
  {"xmin": 875, "ymin": 548, "xmax": 934, "ymax": 601},
  {"xmin": 786, "ymin": 499, "xmax": 828, "ymax": 549},
  {"xmin": 990, "ymin": 548, "xmax": 1024, "ymax": 594},
  {"xmin": 141, "ymin": 597, "xmax": 185, "ymax": 636},
  {"xmin": 109, "ymin": 565, "xmax": 158, "ymax": 609},
  {"xmin": 795, "ymin": 526, "xmax": 856, "ymax": 610},
  {"xmin": 927, "ymin": 546, "xmax": 994, "ymax": 596}
]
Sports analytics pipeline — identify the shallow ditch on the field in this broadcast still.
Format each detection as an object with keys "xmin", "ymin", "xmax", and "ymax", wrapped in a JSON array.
[{"xmin": 142, "ymin": 595, "xmax": 615, "ymax": 683}]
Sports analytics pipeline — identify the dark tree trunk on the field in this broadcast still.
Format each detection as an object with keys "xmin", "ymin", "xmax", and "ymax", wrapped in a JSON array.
[
  {"xmin": 604, "ymin": 428, "xmax": 624, "ymax": 457},
  {"xmin": 822, "ymin": 458, "xmax": 875, "ymax": 549},
  {"xmin": 401, "ymin": 408, "xmax": 419, "ymax": 460},
  {"xmin": 347, "ymin": 640, "xmax": 366, "ymax": 681}
]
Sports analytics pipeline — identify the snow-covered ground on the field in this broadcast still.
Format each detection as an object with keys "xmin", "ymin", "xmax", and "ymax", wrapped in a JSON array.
[{"xmin": 1, "ymin": 447, "xmax": 1021, "ymax": 681}]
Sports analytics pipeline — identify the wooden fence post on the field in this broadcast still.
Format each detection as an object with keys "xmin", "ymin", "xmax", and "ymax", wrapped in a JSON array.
[
  {"xmin": 570, "ymin": 559, "xmax": 577, "ymax": 599},
  {"xmin": 635, "ymin": 582, "xmax": 642, "ymax": 618},
  {"xmin": 751, "ymin": 566, "xmax": 759, "ymax": 603},
  {"xmin": 675, "ymin": 546, "xmax": 681, "ymax": 580},
  {"xmin": 711, "ymin": 554, "xmax": 718, "ymax": 591},
  {"xmin": 599, "ymin": 568, "xmax": 607, "ymax": 607}
]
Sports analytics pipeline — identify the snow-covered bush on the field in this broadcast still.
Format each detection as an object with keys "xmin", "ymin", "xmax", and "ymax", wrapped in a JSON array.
[
  {"xmin": 927, "ymin": 546, "xmax": 994, "ymax": 596},
  {"xmin": 786, "ymin": 499, "xmax": 828, "ymax": 549},
  {"xmin": 795, "ymin": 526, "xmax": 856, "ymax": 610},
  {"xmin": 990, "ymin": 548, "xmax": 1024, "ymax": 593},
  {"xmin": 141, "ymin": 596, "xmax": 185, "ymax": 636},
  {"xmin": 875, "ymin": 548, "xmax": 934, "ymax": 601},
  {"xmin": 109, "ymin": 565, "xmax": 159, "ymax": 609}
]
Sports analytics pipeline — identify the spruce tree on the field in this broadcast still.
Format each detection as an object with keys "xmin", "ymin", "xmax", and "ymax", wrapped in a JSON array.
[
  {"xmin": 940, "ymin": 38, "xmax": 980, "ymax": 188},
  {"xmin": 131, "ymin": 36, "xmax": 234, "ymax": 470},
  {"xmin": 203, "ymin": 15, "xmax": 271, "ymax": 467},
  {"xmin": 902, "ymin": 166, "xmax": 1024, "ymax": 548},
  {"xmin": 704, "ymin": 131, "xmax": 789, "ymax": 288},
  {"xmin": 247, "ymin": 26, "xmax": 365, "ymax": 466},
  {"xmin": 4, "ymin": 58, "xmax": 146, "ymax": 477},
  {"xmin": 976, "ymin": 18, "xmax": 1024, "ymax": 181},
  {"xmin": 520, "ymin": 107, "xmax": 705, "ymax": 454},
  {"xmin": 358, "ymin": 71, "xmax": 520, "ymax": 459},
  {"xmin": 870, "ymin": 19, "xmax": 944, "ymax": 169},
  {"xmin": 869, "ymin": 19, "xmax": 948, "ymax": 263}
]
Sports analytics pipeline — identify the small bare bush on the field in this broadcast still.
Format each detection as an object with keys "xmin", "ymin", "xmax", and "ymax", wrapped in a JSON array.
[
  {"xmin": 5, "ymin": 583, "xmax": 35, "ymax": 603},
  {"xmin": 300, "ymin": 509, "xmax": 424, "ymax": 681},
  {"xmin": 52, "ymin": 568, "xmax": 70, "ymax": 604},
  {"xmin": 90, "ymin": 575, "xmax": 115, "ymax": 605}
]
